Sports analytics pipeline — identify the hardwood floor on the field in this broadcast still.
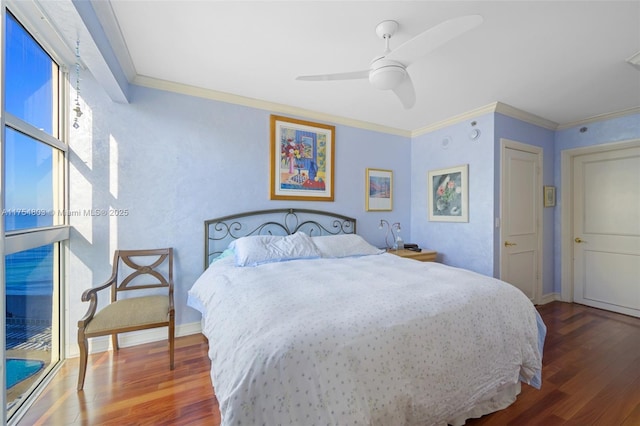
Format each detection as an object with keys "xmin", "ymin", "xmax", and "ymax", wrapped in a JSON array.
[
  {"xmin": 15, "ymin": 334, "xmax": 219, "ymax": 425},
  {"xmin": 466, "ymin": 302, "xmax": 640, "ymax": 426},
  {"xmin": 15, "ymin": 302, "xmax": 640, "ymax": 425}
]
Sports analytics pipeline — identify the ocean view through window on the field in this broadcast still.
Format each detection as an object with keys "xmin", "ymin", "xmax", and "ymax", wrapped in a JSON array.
[
  {"xmin": 5, "ymin": 243, "xmax": 54, "ymax": 412},
  {"xmin": 3, "ymin": 10, "xmax": 67, "ymax": 421}
]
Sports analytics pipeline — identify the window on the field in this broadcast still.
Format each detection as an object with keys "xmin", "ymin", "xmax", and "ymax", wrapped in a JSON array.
[
  {"xmin": 4, "ymin": 128, "xmax": 55, "ymax": 231},
  {"xmin": 5, "ymin": 9, "xmax": 56, "ymax": 135},
  {"xmin": 3, "ymin": 10, "xmax": 68, "ymax": 421}
]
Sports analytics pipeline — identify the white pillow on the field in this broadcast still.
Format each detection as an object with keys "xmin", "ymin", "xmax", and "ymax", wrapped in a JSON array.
[
  {"xmin": 233, "ymin": 232, "xmax": 321, "ymax": 267},
  {"xmin": 311, "ymin": 234, "xmax": 384, "ymax": 258}
]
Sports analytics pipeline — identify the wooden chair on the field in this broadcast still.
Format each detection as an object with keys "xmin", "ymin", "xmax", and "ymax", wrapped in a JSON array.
[{"xmin": 77, "ymin": 248, "xmax": 174, "ymax": 391}]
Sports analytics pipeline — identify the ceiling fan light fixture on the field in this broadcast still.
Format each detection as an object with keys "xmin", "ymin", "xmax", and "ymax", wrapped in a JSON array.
[
  {"xmin": 296, "ymin": 15, "xmax": 484, "ymax": 106},
  {"xmin": 369, "ymin": 61, "xmax": 407, "ymax": 90}
]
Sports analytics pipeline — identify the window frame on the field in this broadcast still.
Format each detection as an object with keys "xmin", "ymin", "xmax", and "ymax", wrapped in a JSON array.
[
  {"xmin": 2, "ymin": 10, "xmax": 69, "ymax": 249},
  {"xmin": 2, "ymin": 6, "xmax": 70, "ymax": 424}
]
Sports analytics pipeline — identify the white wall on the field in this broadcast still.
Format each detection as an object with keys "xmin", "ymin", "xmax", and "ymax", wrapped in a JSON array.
[{"xmin": 66, "ymin": 74, "xmax": 412, "ymax": 356}]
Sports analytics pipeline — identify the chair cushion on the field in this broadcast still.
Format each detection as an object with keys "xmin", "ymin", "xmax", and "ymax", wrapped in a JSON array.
[{"xmin": 85, "ymin": 295, "xmax": 170, "ymax": 335}]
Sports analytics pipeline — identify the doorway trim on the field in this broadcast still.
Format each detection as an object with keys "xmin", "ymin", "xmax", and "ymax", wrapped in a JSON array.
[
  {"xmin": 560, "ymin": 138, "xmax": 640, "ymax": 302},
  {"xmin": 500, "ymin": 138, "xmax": 543, "ymax": 305}
]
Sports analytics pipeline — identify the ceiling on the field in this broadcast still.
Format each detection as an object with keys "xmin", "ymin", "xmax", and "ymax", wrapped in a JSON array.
[{"xmin": 93, "ymin": 1, "xmax": 640, "ymax": 133}]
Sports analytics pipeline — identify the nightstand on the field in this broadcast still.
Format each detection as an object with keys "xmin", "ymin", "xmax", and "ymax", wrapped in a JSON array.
[{"xmin": 387, "ymin": 248, "xmax": 437, "ymax": 262}]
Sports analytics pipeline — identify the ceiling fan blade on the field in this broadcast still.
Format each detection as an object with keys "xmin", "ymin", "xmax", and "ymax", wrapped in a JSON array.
[
  {"xmin": 296, "ymin": 70, "xmax": 369, "ymax": 81},
  {"xmin": 392, "ymin": 74, "xmax": 416, "ymax": 109},
  {"xmin": 386, "ymin": 15, "xmax": 483, "ymax": 66}
]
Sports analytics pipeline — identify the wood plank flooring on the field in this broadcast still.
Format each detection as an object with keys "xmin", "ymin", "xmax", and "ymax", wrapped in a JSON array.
[
  {"xmin": 15, "ymin": 334, "xmax": 219, "ymax": 425},
  {"xmin": 15, "ymin": 302, "xmax": 640, "ymax": 425}
]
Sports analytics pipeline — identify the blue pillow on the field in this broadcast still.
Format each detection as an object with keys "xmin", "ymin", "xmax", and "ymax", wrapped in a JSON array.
[{"xmin": 209, "ymin": 248, "xmax": 234, "ymax": 265}]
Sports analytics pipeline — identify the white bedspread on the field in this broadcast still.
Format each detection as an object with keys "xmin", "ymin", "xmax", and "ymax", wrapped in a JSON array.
[{"xmin": 188, "ymin": 253, "xmax": 543, "ymax": 426}]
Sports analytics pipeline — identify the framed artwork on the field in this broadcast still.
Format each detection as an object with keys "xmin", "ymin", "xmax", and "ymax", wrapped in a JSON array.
[
  {"xmin": 270, "ymin": 115, "xmax": 335, "ymax": 201},
  {"xmin": 365, "ymin": 168, "xmax": 393, "ymax": 211},
  {"xmin": 544, "ymin": 185, "xmax": 556, "ymax": 207},
  {"xmin": 428, "ymin": 164, "xmax": 469, "ymax": 222}
]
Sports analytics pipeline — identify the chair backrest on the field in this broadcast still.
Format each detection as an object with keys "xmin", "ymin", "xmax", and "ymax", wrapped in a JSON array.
[{"xmin": 111, "ymin": 248, "xmax": 173, "ymax": 302}]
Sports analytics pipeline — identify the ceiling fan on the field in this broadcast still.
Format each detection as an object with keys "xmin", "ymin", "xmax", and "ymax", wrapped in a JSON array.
[{"xmin": 296, "ymin": 15, "xmax": 483, "ymax": 109}]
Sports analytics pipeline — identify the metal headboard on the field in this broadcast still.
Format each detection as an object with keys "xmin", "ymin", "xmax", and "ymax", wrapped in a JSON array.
[{"xmin": 204, "ymin": 208, "xmax": 357, "ymax": 269}]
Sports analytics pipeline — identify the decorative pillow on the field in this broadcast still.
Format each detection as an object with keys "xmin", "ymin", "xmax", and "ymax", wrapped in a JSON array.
[
  {"xmin": 210, "ymin": 248, "xmax": 234, "ymax": 265},
  {"xmin": 233, "ymin": 232, "xmax": 321, "ymax": 267},
  {"xmin": 311, "ymin": 234, "xmax": 384, "ymax": 258}
]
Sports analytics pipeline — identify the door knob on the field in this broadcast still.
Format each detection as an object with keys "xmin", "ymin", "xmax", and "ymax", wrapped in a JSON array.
[
  {"xmin": 504, "ymin": 241, "xmax": 517, "ymax": 247},
  {"xmin": 574, "ymin": 237, "xmax": 585, "ymax": 243}
]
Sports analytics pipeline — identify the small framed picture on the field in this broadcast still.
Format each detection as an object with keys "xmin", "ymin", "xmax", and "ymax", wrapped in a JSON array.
[
  {"xmin": 365, "ymin": 168, "xmax": 392, "ymax": 211},
  {"xmin": 544, "ymin": 185, "xmax": 556, "ymax": 207}
]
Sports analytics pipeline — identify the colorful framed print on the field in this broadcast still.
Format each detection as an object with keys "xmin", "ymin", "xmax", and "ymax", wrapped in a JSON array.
[
  {"xmin": 365, "ymin": 168, "xmax": 393, "ymax": 211},
  {"xmin": 428, "ymin": 164, "xmax": 469, "ymax": 222},
  {"xmin": 543, "ymin": 185, "xmax": 556, "ymax": 207},
  {"xmin": 270, "ymin": 115, "xmax": 335, "ymax": 201}
]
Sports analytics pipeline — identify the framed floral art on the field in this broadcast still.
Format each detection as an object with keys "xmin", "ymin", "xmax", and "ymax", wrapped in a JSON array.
[
  {"xmin": 270, "ymin": 115, "xmax": 335, "ymax": 201},
  {"xmin": 428, "ymin": 164, "xmax": 469, "ymax": 222}
]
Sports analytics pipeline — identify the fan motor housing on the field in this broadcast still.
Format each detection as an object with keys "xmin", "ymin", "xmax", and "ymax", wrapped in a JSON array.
[{"xmin": 369, "ymin": 58, "xmax": 407, "ymax": 90}]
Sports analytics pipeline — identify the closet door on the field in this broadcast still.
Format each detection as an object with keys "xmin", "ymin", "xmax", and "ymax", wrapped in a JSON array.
[{"xmin": 573, "ymin": 146, "xmax": 640, "ymax": 317}]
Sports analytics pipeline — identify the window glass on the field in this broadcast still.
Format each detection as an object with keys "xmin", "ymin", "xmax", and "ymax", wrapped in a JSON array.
[
  {"xmin": 4, "ymin": 128, "xmax": 54, "ymax": 231},
  {"xmin": 5, "ymin": 12, "xmax": 54, "ymax": 135},
  {"xmin": 3, "ymin": 9, "xmax": 64, "ymax": 422},
  {"xmin": 5, "ymin": 244, "xmax": 56, "ymax": 415}
]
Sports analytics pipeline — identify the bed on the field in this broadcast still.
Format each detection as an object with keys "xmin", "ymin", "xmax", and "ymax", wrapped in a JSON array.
[{"xmin": 188, "ymin": 208, "xmax": 545, "ymax": 426}]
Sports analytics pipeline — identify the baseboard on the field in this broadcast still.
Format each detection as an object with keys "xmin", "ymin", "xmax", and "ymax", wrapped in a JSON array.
[
  {"xmin": 66, "ymin": 321, "xmax": 202, "ymax": 358},
  {"xmin": 539, "ymin": 292, "xmax": 561, "ymax": 305}
]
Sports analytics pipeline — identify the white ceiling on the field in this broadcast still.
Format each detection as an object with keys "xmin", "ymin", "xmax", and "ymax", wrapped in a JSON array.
[{"xmin": 95, "ymin": 1, "xmax": 640, "ymax": 132}]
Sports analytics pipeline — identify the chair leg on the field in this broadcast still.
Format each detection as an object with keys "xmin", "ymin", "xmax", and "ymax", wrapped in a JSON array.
[
  {"xmin": 112, "ymin": 333, "xmax": 119, "ymax": 352},
  {"xmin": 169, "ymin": 317, "xmax": 175, "ymax": 370},
  {"xmin": 77, "ymin": 330, "xmax": 88, "ymax": 391}
]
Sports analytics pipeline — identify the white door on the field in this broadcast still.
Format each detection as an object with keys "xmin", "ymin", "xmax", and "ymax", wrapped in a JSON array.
[
  {"xmin": 501, "ymin": 141, "xmax": 542, "ymax": 303},
  {"xmin": 573, "ymin": 146, "xmax": 640, "ymax": 317}
]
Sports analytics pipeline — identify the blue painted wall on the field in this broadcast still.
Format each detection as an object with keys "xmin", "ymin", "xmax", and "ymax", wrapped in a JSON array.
[
  {"xmin": 68, "ymin": 75, "xmax": 411, "ymax": 340},
  {"xmin": 555, "ymin": 113, "xmax": 640, "ymax": 151},
  {"xmin": 410, "ymin": 113, "xmax": 496, "ymax": 276},
  {"xmin": 68, "ymin": 73, "xmax": 638, "ymax": 351}
]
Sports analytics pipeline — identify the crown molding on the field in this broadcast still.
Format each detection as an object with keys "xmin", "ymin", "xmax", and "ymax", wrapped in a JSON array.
[
  {"xmin": 133, "ymin": 75, "xmax": 412, "ymax": 138},
  {"xmin": 494, "ymin": 102, "xmax": 558, "ymax": 130},
  {"xmin": 556, "ymin": 106, "xmax": 640, "ymax": 130},
  {"xmin": 411, "ymin": 101, "xmax": 560, "ymax": 137},
  {"xmin": 133, "ymin": 74, "xmax": 638, "ymax": 137},
  {"xmin": 410, "ymin": 102, "xmax": 499, "ymax": 137}
]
